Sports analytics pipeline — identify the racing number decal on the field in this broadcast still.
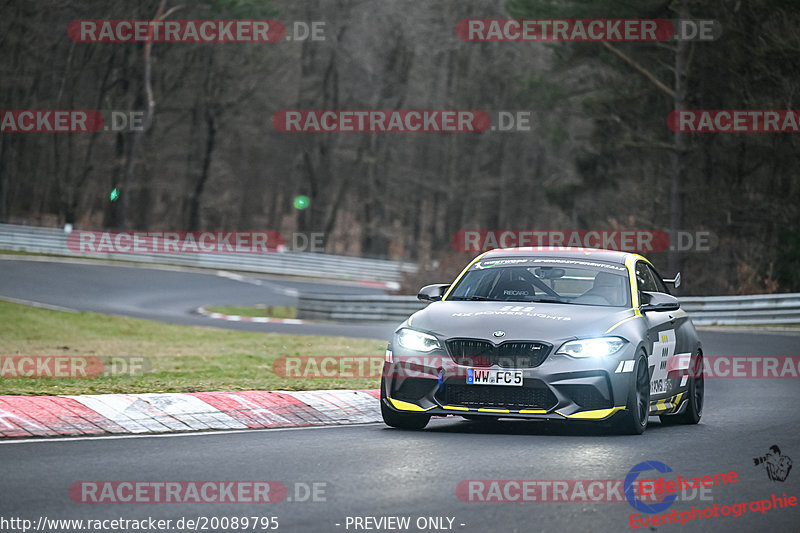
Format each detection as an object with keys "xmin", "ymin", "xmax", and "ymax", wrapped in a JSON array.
[{"xmin": 649, "ymin": 329, "xmax": 675, "ymax": 395}]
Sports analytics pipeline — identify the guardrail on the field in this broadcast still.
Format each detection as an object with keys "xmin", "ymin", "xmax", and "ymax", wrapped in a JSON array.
[
  {"xmin": 680, "ymin": 293, "xmax": 800, "ymax": 325},
  {"xmin": 298, "ymin": 294, "xmax": 425, "ymax": 322},
  {"xmin": 0, "ymin": 223, "xmax": 416, "ymax": 286},
  {"xmin": 297, "ymin": 293, "xmax": 800, "ymax": 325}
]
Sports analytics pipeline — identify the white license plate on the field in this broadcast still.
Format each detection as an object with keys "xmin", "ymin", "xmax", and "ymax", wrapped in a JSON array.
[{"xmin": 466, "ymin": 368, "xmax": 523, "ymax": 386}]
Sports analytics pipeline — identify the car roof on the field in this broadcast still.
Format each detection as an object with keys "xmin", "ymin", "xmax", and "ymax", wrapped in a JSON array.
[{"xmin": 482, "ymin": 247, "xmax": 636, "ymax": 265}]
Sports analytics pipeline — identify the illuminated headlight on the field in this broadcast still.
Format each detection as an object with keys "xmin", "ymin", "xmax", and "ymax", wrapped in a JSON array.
[
  {"xmin": 557, "ymin": 337, "xmax": 627, "ymax": 358},
  {"xmin": 396, "ymin": 329, "xmax": 441, "ymax": 352}
]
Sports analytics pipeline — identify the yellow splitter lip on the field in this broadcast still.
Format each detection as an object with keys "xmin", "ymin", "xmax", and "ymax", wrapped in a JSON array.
[{"xmin": 387, "ymin": 397, "xmax": 626, "ymax": 420}]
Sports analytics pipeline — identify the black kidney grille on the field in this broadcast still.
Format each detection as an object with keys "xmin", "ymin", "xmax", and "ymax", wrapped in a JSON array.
[
  {"xmin": 447, "ymin": 339, "xmax": 551, "ymax": 368},
  {"xmin": 449, "ymin": 339, "xmax": 493, "ymax": 357}
]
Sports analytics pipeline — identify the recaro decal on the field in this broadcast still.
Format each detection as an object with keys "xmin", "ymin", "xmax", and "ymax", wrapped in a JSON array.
[{"xmin": 503, "ymin": 289, "xmax": 530, "ymax": 296}]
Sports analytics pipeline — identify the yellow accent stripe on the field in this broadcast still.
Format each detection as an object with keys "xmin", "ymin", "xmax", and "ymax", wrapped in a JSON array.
[
  {"xmin": 560, "ymin": 406, "xmax": 626, "ymax": 420},
  {"xmin": 649, "ymin": 392, "xmax": 685, "ymax": 414},
  {"xmin": 673, "ymin": 393, "xmax": 684, "ymax": 412},
  {"xmin": 442, "ymin": 252, "xmax": 488, "ymax": 301},
  {"xmin": 443, "ymin": 405, "xmax": 469, "ymax": 411},
  {"xmin": 624, "ymin": 254, "xmax": 642, "ymax": 316},
  {"xmin": 630, "ymin": 253, "xmax": 651, "ymax": 265},
  {"xmin": 518, "ymin": 409, "xmax": 548, "ymax": 414},
  {"xmin": 605, "ymin": 314, "xmax": 638, "ymax": 334},
  {"xmin": 388, "ymin": 398, "xmax": 434, "ymax": 412},
  {"xmin": 477, "ymin": 408, "xmax": 510, "ymax": 413}
]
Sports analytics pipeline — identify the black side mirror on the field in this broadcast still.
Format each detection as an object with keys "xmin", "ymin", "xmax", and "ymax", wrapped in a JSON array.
[
  {"xmin": 418, "ymin": 284, "xmax": 450, "ymax": 302},
  {"xmin": 663, "ymin": 272, "xmax": 681, "ymax": 289},
  {"xmin": 640, "ymin": 291, "xmax": 680, "ymax": 312}
]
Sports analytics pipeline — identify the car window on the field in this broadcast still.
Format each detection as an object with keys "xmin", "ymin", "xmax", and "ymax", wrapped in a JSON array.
[
  {"xmin": 446, "ymin": 258, "xmax": 631, "ymax": 307},
  {"xmin": 635, "ymin": 262, "xmax": 659, "ymax": 292},
  {"xmin": 646, "ymin": 264, "xmax": 671, "ymax": 294}
]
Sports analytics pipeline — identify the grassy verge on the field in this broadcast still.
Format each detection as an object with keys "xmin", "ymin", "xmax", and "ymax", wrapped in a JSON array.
[
  {"xmin": 0, "ymin": 249, "xmax": 130, "ymax": 261},
  {"xmin": 205, "ymin": 305, "xmax": 297, "ymax": 319},
  {"xmin": 0, "ymin": 250, "xmax": 48, "ymax": 256},
  {"xmin": 0, "ymin": 301, "xmax": 383, "ymax": 395}
]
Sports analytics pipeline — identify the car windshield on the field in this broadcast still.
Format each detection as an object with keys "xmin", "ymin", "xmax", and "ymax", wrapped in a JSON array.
[{"xmin": 446, "ymin": 257, "xmax": 631, "ymax": 307}]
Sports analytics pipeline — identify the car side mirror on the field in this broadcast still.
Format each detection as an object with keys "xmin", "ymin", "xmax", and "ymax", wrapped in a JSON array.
[
  {"xmin": 640, "ymin": 291, "xmax": 680, "ymax": 312},
  {"xmin": 663, "ymin": 272, "xmax": 681, "ymax": 289},
  {"xmin": 418, "ymin": 284, "xmax": 450, "ymax": 303}
]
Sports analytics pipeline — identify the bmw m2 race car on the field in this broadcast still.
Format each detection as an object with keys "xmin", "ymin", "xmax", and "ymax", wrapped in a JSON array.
[{"xmin": 381, "ymin": 248, "xmax": 704, "ymax": 434}]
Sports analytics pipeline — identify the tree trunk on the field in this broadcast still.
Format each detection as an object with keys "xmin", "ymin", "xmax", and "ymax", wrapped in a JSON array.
[
  {"xmin": 189, "ymin": 111, "xmax": 216, "ymax": 229},
  {"xmin": 669, "ymin": 0, "xmax": 690, "ymax": 275}
]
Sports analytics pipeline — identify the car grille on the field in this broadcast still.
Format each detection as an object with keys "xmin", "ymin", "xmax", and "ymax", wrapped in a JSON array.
[
  {"xmin": 446, "ymin": 339, "xmax": 551, "ymax": 368},
  {"xmin": 438, "ymin": 381, "xmax": 558, "ymax": 411},
  {"xmin": 558, "ymin": 385, "xmax": 612, "ymax": 410}
]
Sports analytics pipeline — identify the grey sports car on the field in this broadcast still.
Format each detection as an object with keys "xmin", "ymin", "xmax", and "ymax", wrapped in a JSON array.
[{"xmin": 380, "ymin": 247, "xmax": 704, "ymax": 434}]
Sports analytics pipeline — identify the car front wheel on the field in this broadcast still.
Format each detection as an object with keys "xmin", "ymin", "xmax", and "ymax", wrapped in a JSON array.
[
  {"xmin": 614, "ymin": 352, "xmax": 650, "ymax": 435},
  {"xmin": 660, "ymin": 352, "xmax": 703, "ymax": 425}
]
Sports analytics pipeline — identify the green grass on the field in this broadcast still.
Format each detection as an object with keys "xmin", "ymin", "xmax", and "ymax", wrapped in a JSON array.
[
  {"xmin": 0, "ymin": 249, "xmax": 131, "ymax": 261},
  {"xmin": 0, "ymin": 250, "xmax": 45, "ymax": 256},
  {"xmin": 0, "ymin": 301, "xmax": 383, "ymax": 395},
  {"xmin": 206, "ymin": 305, "xmax": 297, "ymax": 319}
]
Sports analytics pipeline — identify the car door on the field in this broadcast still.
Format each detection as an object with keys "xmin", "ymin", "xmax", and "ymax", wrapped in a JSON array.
[
  {"xmin": 646, "ymin": 262, "xmax": 695, "ymax": 380},
  {"xmin": 635, "ymin": 261, "xmax": 675, "ymax": 399}
]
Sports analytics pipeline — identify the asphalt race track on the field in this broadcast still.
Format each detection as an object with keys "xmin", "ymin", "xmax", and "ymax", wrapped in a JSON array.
[
  {"xmin": 1, "ymin": 257, "xmax": 799, "ymax": 532},
  {"xmin": 0, "ymin": 257, "xmax": 396, "ymax": 339},
  {"xmin": 2, "ymin": 327, "xmax": 799, "ymax": 533}
]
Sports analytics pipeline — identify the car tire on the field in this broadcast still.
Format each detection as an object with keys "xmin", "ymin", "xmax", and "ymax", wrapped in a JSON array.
[
  {"xmin": 614, "ymin": 352, "xmax": 650, "ymax": 435},
  {"xmin": 380, "ymin": 385, "xmax": 431, "ymax": 430},
  {"xmin": 660, "ymin": 353, "xmax": 703, "ymax": 425}
]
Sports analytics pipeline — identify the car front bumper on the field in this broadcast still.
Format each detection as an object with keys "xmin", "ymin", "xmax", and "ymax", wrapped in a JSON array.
[{"xmin": 381, "ymin": 344, "xmax": 644, "ymax": 421}]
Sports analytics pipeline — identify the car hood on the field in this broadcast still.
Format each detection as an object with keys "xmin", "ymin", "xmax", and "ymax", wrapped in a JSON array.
[{"xmin": 406, "ymin": 300, "xmax": 635, "ymax": 344}]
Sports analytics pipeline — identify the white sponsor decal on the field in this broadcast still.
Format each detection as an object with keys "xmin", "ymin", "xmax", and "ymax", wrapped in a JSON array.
[
  {"xmin": 451, "ymin": 309, "xmax": 571, "ymax": 321},
  {"xmin": 531, "ymin": 259, "xmax": 627, "ymax": 271},
  {"xmin": 615, "ymin": 360, "xmax": 635, "ymax": 373},
  {"xmin": 650, "ymin": 330, "xmax": 676, "ymax": 394}
]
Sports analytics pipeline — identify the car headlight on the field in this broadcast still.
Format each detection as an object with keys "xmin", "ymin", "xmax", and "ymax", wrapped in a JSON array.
[
  {"xmin": 396, "ymin": 328, "xmax": 441, "ymax": 352},
  {"xmin": 557, "ymin": 337, "xmax": 627, "ymax": 358}
]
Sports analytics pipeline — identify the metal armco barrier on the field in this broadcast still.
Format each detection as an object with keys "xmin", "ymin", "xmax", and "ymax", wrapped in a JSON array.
[
  {"xmin": 0, "ymin": 223, "xmax": 416, "ymax": 285},
  {"xmin": 3, "ymin": 223, "xmax": 797, "ymax": 326},
  {"xmin": 297, "ymin": 294, "xmax": 426, "ymax": 322},
  {"xmin": 680, "ymin": 293, "xmax": 800, "ymax": 326},
  {"xmin": 297, "ymin": 293, "xmax": 800, "ymax": 325}
]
